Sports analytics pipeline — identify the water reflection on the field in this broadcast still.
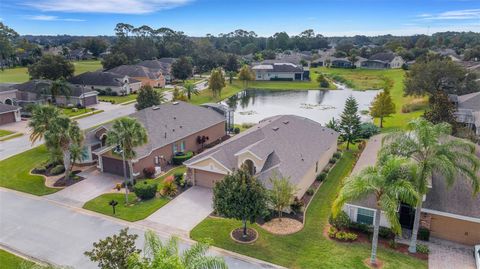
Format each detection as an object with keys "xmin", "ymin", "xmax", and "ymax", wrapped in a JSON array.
[{"xmin": 223, "ymin": 88, "xmax": 379, "ymax": 125}]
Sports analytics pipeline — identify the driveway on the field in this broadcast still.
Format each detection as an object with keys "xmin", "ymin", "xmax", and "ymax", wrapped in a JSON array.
[
  {"xmin": 45, "ymin": 168, "xmax": 121, "ymax": 207},
  {"xmin": 427, "ymin": 237, "xmax": 476, "ymax": 269},
  {"xmin": 0, "ymin": 188, "xmax": 281, "ymax": 269},
  {"xmin": 139, "ymin": 186, "xmax": 214, "ymax": 237}
]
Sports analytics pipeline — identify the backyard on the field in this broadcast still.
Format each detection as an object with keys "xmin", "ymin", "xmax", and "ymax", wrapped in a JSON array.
[
  {"xmin": 0, "ymin": 60, "xmax": 102, "ymax": 83},
  {"xmin": 83, "ymin": 166, "xmax": 186, "ymax": 221},
  {"xmin": 190, "ymin": 146, "xmax": 427, "ymax": 269},
  {"xmin": 0, "ymin": 146, "xmax": 59, "ymax": 196}
]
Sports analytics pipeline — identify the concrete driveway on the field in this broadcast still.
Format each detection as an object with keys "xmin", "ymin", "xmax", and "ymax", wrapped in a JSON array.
[
  {"xmin": 45, "ymin": 168, "xmax": 121, "ymax": 207},
  {"xmin": 139, "ymin": 186, "xmax": 213, "ymax": 237}
]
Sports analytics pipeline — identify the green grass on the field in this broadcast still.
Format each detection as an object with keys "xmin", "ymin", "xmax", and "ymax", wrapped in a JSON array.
[
  {"xmin": 0, "ymin": 249, "xmax": 37, "ymax": 268},
  {"xmin": 61, "ymin": 107, "xmax": 95, "ymax": 117},
  {"xmin": 99, "ymin": 94, "xmax": 138, "ymax": 104},
  {"xmin": 0, "ymin": 132, "xmax": 23, "ymax": 141},
  {"xmin": 0, "ymin": 146, "xmax": 59, "ymax": 195},
  {"xmin": 0, "ymin": 129, "xmax": 14, "ymax": 137},
  {"xmin": 0, "ymin": 60, "xmax": 102, "ymax": 83},
  {"xmin": 190, "ymin": 147, "xmax": 427, "ymax": 269},
  {"xmin": 83, "ymin": 166, "xmax": 186, "ymax": 222}
]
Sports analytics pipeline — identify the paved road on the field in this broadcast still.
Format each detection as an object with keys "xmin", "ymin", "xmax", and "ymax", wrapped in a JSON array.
[
  {"xmin": 0, "ymin": 103, "xmax": 136, "ymax": 161},
  {"xmin": 0, "ymin": 188, "xmax": 281, "ymax": 269}
]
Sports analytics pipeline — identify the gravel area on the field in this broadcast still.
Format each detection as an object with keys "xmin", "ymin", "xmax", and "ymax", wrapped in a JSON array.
[{"xmin": 261, "ymin": 218, "xmax": 303, "ymax": 235}]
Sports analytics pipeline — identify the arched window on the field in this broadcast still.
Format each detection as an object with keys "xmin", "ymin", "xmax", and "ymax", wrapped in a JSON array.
[
  {"xmin": 242, "ymin": 159, "xmax": 256, "ymax": 176},
  {"xmin": 4, "ymin": 99, "xmax": 12, "ymax": 105},
  {"xmin": 100, "ymin": 134, "xmax": 107, "ymax": 147}
]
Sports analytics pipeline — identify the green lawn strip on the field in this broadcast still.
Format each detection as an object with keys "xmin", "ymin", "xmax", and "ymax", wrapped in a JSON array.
[
  {"xmin": 0, "ymin": 129, "xmax": 14, "ymax": 137},
  {"xmin": 83, "ymin": 166, "xmax": 186, "ymax": 222},
  {"xmin": 0, "ymin": 249, "xmax": 37, "ymax": 268},
  {"xmin": 190, "ymin": 148, "xmax": 427, "ymax": 269},
  {"xmin": 0, "ymin": 60, "xmax": 102, "ymax": 83},
  {"xmin": 70, "ymin": 109, "xmax": 104, "ymax": 120},
  {"xmin": 99, "ymin": 94, "xmax": 138, "ymax": 104},
  {"xmin": 0, "ymin": 132, "xmax": 23, "ymax": 141},
  {"xmin": 61, "ymin": 107, "xmax": 95, "ymax": 117},
  {"xmin": 0, "ymin": 145, "xmax": 59, "ymax": 196}
]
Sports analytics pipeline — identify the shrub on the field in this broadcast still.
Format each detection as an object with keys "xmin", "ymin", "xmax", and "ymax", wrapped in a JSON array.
[
  {"xmin": 333, "ymin": 152, "xmax": 341, "ymax": 159},
  {"xmin": 335, "ymin": 231, "xmax": 358, "ymax": 241},
  {"xmin": 50, "ymin": 164, "xmax": 65, "ymax": 175},
  {"xmin": 378, "ymin": 226, "xmax": 395, "ymax": 239},
  {"xmin": 320, "ymin": 80, "xmax": 329, "ymax": 88},
  {"xmin": 161, "ymin": 180, "xmax": 178, "ymax": 197},
  {"xmin": 241, "ymin": 123, "xmax": 255, "ymax": 129},
  {"xmin": 233, "ymin": 127, "xmax": 240, "ymax": 134},
  {"xmin": 33, "ymin": 166, "xmax": 46, "ymax": 174},
  {"xmin": 329, "ymin": 211, "xmax": 351, "ymax": 230},
  {"xmin": 359, "ymin": 122, "xmax": 380, "ymax": 139},
  {"xmin": 328, "ymin": 226, "xmax": 337, "ymax": 238},
  {"xmin": 418, "ymin": 227, "xmax": 430, "ymax": 241},
  {"xmin": 349, "ymin": 222, "xmax": 371, "ymax": 234},
  {"xmin": 143, "ymin": 166, "xmax": 156, "ymax": 179},
  {"xmin": 401, "ymin": 98, "xmax": 426, "ymax": 113},
  {"xmin": 133, "ymin": 181, "xmax": 158, "ymax": 200},
  {"xmin": 389, "ymin": 239, "xmax": 398, "ymax": 249},
  {"xmin": 290, "ymin": 197, "xmax": 304, "ymax": 213},
  {"xmin": 306, "ymin": 187, "xmax": 315, "ymax": 196},
  {"xmin": 174, "ymin": 172, "xmax": 185, "ymax": 187},
  {"xmin": 172, "ymin": 151, "xmax": 193, "ymax": 165},
  {"xmin": 323, "ymin": 167, "xmax": 330, "ymax": 173},
  {"xmin": 72, "ymin": 107, "xmax": 78, "ymax": 112},
  {"xmin": 416, "ymin": 244, "xmax": 429, "ymax": 254},
  {"xmin": 329, "ymin": 158, "xmax": 337, "ymax": 164},
  {"xmin": 316, "ymin": 172, "xmax": 327, "ymax": 182}
]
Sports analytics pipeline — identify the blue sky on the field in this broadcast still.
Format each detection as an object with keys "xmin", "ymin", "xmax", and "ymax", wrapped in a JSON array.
[{"xmin": 1, "ymin": 0, "xmax": 479, "ymax": 36}]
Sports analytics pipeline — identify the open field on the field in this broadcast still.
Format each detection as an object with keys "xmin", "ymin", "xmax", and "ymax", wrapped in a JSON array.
[
  {"xmin": 0, "ymin": 60, "xmax": 102, "ymax": 83},
  {"xmin": 190, "ymin": 145, "xmax": 427, "ymax": 269}
]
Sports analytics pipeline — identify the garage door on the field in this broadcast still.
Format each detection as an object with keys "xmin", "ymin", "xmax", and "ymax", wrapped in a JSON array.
[
  {"xmin": 195, "ymin": 170, "xmax": 225, "ymax": 188},
  {"xmin": 84, "ymin": 95, "xmax": 98, "ymax": 106},
  {"xmin": 102, "ymin": 156, "xmax": 130, "ymax": 176},
  {"xmin": 0, "ymin": 112, "xmax": 15, "ymax": 125},
  {"xmin": 429, "ymin": 213, "xmax": 480, "ymax": 245}
]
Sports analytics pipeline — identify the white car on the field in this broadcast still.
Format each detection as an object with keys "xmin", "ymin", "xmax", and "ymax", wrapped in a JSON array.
[{"xmin": 475, "ymin": 244, "xmax": 480, "ymax": 269}]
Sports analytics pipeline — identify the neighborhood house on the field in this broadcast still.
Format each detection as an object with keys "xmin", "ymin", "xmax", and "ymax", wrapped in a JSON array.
[
  {"xmin": 252, "ymin": 62, "xmax": 309, "ymax": 81},
  {"xmin": 0, "ymin": 103, "xmax": 21, "ymax": 125},
  {"xmin": 107, "ymin": 65, "xmax": 166, "ymax": 88},
  {"xmin": 68, "ymin": 71, "xmax": 142, "ymax": 95},
  {"xmin": 361, "ymin": 52, "xmax": 404, "ymax": 69},
  {"xmin": 184, "ymin": 115, "xmax": 339, "ymax": 198},
  {"xmin": 450, "ymin": 92, "xmax": 480, "ymax": 137}
]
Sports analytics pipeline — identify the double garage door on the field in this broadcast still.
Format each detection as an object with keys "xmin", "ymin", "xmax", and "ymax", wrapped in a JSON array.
[
  {"xmin": 0, "ymin": 112, "xmax": 16, "ymax": 125},
  {"xmin": 429, "ymin": 214, "xmax": 480, "ymax": 245},
  {"xmin": 194, "ymin": 170, "xmax": 224, "ymax": 188}
]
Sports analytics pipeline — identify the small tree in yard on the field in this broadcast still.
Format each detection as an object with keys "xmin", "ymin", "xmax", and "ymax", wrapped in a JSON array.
[
  {"xmin": 238, "ymin": 65, "xmax": 254, "ymax": 89},
  {"xmin": 28, "ymin": 54, "xmax": 74, "ymax": 80},
  {"xmin": 208, "ymin": 68, "xmax": 226, "ymax": 98},
  {"xmin": 171, "ymin": 56, "xmax": 193, "ymax": 82},
  {"xmin": 339, "ymin": 96, "xmax": 361, "ymax": 150},
  {"xmin": 213, "ymin": 168, "xmax": 268, "ymax": 238},
  {"xmin": 182, "ymin": 81, "xmax": 198, "ymax": 100},
  {"xmin": 135, "ymin": 85, "xmax": 165, "ymax": 110},
  {"xmin": 84, "ymin": 228, "xmax": 140, "ymax": 269},
  {"xmin": 370, "ymin": 89, "xmax": 396, "ymax": 128},
  {"xmin": 268, "ymin": 173, "xmax": 297, "ymax": 221}
]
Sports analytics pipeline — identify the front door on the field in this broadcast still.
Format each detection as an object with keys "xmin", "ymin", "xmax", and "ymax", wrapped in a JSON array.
[{"xmin": 399, "ymin": 203, "xmax": 415, "ymax": 229}]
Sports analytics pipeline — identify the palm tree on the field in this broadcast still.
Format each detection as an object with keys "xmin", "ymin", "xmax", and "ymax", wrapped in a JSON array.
[
  {"xmin": 28, "ymin": 105, "xmax": 60, "ymax": 144},
  {"xmin": 106, "ymin": 117, "xmax": 148, "ymax": 204},
  {"xmin": 182, "ymin": 82, "xmax": 198, "ymax": 100},
  {"xmin": 332, "ymin": 156, "xmax": 418, "ymax": 266},
  {"xmin": 50, "ymin": 78, "xmax": 71, "ymax": 104},
  {"xmin": 128, "ymin": 231, "xmax": 227, "ymax": 269},
  {"xmin": 381, "ymin": 118, "xmax": 480, "ymax": 253}
]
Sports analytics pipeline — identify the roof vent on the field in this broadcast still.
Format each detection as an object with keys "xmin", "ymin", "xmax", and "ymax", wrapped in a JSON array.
[
  {"xmin": 180, "ymin": 125, "xmax": 182, "ymax": 128},
  {"xmin": 152, "ymin": 106, "xmax": 160, "ymax": 110},
  {"xmin": 282, "ymin": 120, "xmax": 289, "ymax": 125},
  {"xmin": 164, "ymin": 132, "xmax": 167, "ymax": 138},
  {"xmin": 172, "ymin": 129, "xmax": 175, "ymax": 132},
  {"xmin": 272, "ymin": 126, "xmax": 279, "ymax": 131},
  {"xmin": 173, "ymin": 116, "xmax": 176, "ymax": 120},
  {"xmin": 172, "ymin": 101, "xmax": 179, "ymax": 105}
]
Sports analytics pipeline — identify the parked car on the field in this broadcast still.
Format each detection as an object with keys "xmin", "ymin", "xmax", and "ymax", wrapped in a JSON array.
[{"xmin": 475, "ymin": 244, "xmax": 480, "ymax": 269}]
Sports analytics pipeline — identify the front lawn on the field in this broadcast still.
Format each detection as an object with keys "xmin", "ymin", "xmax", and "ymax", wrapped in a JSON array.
[
  {"xmin": 190, "ymin": 147, "xmax": 427, "ymax": 269},
  {"xmin": 61, "ymin": 107, "xmax": 95, "ymax": 117},
  {"xmin": 0, "ymin": 146, "xmax": 59, "ymax": 196},
  {"xmin": 83, "ymin": 166, "xmax": 186, "ymax": 222},
  {"xmin": 99, "ymin": 94, "xmax": 138, "ymax": 104},
  {"xmin": 0, "ymin": 249, "xmax": 36, "ymax": 268},
  {"xmin": 0, "ymin": 129, "xmax": 14, "ymax": 137}
]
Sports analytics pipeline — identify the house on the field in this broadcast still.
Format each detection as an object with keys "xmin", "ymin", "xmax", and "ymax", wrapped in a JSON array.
[
  {"xmin": 84, "ymin": 101, "xmax": 227, "ymax": 176},
  {"xmin": 450, "ymin": 92, "xmax": 480, "ymax": 136},
  {"xmin": 137, "ymin": 58, "xmax": 176, "ymax": 83},
  {"xmin": 68, "ymin": 71, "xmax": 142, "ymax": 95},
  {"xmin": 0, "ymin": 83, "xmax": 18, "ymax": 106},
  {"xmin": 184, "ymin": 115, "xmax": 339, "ymax": 198},
  {"xmin": 0, "ymin": 103, "xmax": 21, "ymax": 125},
  {"xmin": 10, "ymin": 80, "xmax": 99, "ymax": 108},
  {"xmin": 108, "ymin": 65, "xmax": 166, "ymax": 88},
  {"xmin": 68, "ymin": 48, "xmax": 94, "ymax": 61},
  {"xmin": 343, "ymin": 136, "xmax": 480, "ymax": 246},
  {"xmin": 252, "ymin": 63, "xmax": 308, "ymax": 81},
  {"xmin": 330, "ymin": 57, "xmax": 354, "ymax": 68},
  {"xmin": 361, "ymin": 52, "xmax": 404, "ymax": 69}
]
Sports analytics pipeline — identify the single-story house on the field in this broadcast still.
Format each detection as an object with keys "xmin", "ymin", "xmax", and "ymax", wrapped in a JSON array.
[
  {"xmin": 252, "ymin": 63, "xmax": 308, "ymax": 81},
  {"xmin": 10, "ymin": 80, "xmax": 99, "ymax": 108},
  {"xmin": 84, "ymin": 101, "xmax": 227, "ymax": 177},
  {"xmin": 68, "ymin": 71, "xmax": 142, "ymax": 95},
  {"xmin": 137, "ymin": 58, "xmax": 176, "ymax": 83},
  {"xmin": 343, "ymin": 136, "xmax": 480, "ymax": 246},
  {"xmin": 0, "ymin": 103, "xmax": 21, "ymax": 125},
  {"xmin": 184, "ymin": 115, "xmax": 339, "ymax": 198},
  {"xmin": 68, "ymin": 48, "xmax": 94, "ymax": 61},
  {"xmin": 108, "ymin": 65, "xmax": 165, "ymax": 88},
  {"xmin": 330, "ymin": 57, "xmax": 354, "ymax": 68},
  {"xmin": 0, "ymin": 83, "xmax": 18, "ymax": 106},
  {"xmin": 361, "ymin": 52, "xmax": 404, "ymax": 69},
  {"xmin": 450, "ymin": 92, "xmax": 480, "ymax": 136}
]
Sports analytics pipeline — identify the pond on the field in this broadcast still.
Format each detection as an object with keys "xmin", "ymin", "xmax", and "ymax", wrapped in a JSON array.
[{"xmin": 222, "ymin": 85, "xmax": 380, "ymax": 125}]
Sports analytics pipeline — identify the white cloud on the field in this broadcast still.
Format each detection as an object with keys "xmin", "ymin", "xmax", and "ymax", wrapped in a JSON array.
[
  {"xmin": 25, "ymin": 0, "xmax": 193, "ymax": 14},
  {"xmin": 27, "ymin": 15, "xmax": 85, "ymax": 21},
  {"xmin": 417, "ymin": 9, "xmax": 480, "ymax": 20}
]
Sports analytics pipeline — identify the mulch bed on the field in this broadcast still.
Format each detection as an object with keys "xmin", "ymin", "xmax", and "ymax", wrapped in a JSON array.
[
  {"xmin": 53, "ymin": 170, "xmax": 85, "ymax": 187},
  {"xmin": 261, "ymin": 218, "xmax": 303, "ymax": 235},
  {"xmin": 230, "ymin": 228, "xmax": 258, "ymax": 244}
]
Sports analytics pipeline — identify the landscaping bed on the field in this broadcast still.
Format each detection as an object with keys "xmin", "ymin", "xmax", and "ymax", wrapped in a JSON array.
[
  {"xmin": 231, "ymin": 228, "xmax": 258, "ymax": 244},
  {"xmin": 52, "ymin": 170, "xmax": 85, "ymax": 187}
]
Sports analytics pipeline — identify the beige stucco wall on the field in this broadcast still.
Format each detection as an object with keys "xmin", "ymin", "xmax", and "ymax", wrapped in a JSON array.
[
  {"xmin": 390, "ymin": 56, "xmax": 404, "ymax": 69},
  {"xmin": 189, "ymin": 158, "xmax": 230, "ymax": 174},
  {"xmin": 236, "ymin": 151, "xmax": 266, "ymax": 172}
]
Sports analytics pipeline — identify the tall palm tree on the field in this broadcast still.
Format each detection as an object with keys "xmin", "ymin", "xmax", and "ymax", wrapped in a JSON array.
[
  {"xmin": 50, "ymin": 78, "xmax": 71, "ymax": 105},
  {"xmin": 182, "ymin": 82, "xmax": 198, "ymax": 100},
  {"xmin": 106, "ymin": 117, "xmax": 148, "ymax": 204},
  {"xmin": 128, "ymin": 231, "xmax": 227, "ymax": 269},
  {"xmin": 332, "ymin": 156, "xmax": 418, "ymax": 266},
  {"xmin": 28, "ymin": 105, "xmax": 60, "ymax": 144},
  {"xmin": 381, "ymin": 118, "xmax": 480, "ymax": 253}
]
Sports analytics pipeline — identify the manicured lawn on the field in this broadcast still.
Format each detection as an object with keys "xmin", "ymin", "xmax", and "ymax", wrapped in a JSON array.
[
  {"xmin": 0, "ymin": 132, "xmax": 23, "ymax": 141},
  {"xmin": 190, "ymin": 82, "xmax": 244, "ymax": 105},
  {"xmin": 0, "ymin": 129, "xmax": 14, "ymax": 137},
  {"xmin": 0, "ymin": 60, "xmax": 102, "ymax": 83},
  {"xmin": 0, "ymin": 146, "xmax": 59, "ymax": 195},
  {"xmin": 0, "ymin": 249, "xmax": 36, "ymax": 268},
  {"xmin": 83, "ymin": 166, "xmax": 186, "ymax": 222},
  {"xmin": 98, "ymin": 94, "xmax": 138, "ymax": 104},
  {"xmin": 61, "ymin": 107, "xmax": 95, "ymax": 117},
  {"xmin": 190, "ymin": 147, "xmax": 427, "ymax": 269}
]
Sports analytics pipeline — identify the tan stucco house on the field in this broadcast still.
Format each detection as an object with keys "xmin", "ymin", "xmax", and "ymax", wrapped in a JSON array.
[
  {"xmin": 184, "ymin": 115, "xmax": 339, "ymax": 198},
  {"xmin": 68, "ymin": 71, "xmax": 142, "ymax": 95},
  {"xmin": 108, "ymin": 65, "xmax": 166, "ymax": 88}
]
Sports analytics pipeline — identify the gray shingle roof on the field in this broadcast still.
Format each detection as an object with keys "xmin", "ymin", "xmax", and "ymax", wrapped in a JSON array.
[
  {"xmin": 369, "ymin": 52, "xmax": 396, "ymax": 62},
  {"xmin": 457, "ymin": 92, "xmax": 480, "ymax": 112},
  {"xmin": 12, "ymin": 80, "xmax": 96, "ymax": 97},
  {"xmin": 185, "ymin": 115, "xmax": 339, "ymax": 188},
  {"xmin": 68, "ymin": 71, "xmax": 127, "ymax": 87},
  {"xmin": 108, "ymin": 65, "xmax": 159, "ymax": 80},
  {"xmin": 252, "ymin": 63, "xmax": 303, "ymax": 73},
  {"xmin": 0, "ymin": 103, "xmax": 19, "ymax": 113}
]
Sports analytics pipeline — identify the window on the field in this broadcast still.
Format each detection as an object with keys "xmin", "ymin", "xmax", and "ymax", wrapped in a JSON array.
[
  {"xmin": 357, "ymin": 208, "xmax": 374, "ymax": 225},
  {"xmin": 173, "ymin": 143, "xmax": 177, "ymax": 153},
  {"xmin": 180, "ymin": 140, "xmax": 185, "ymax": 152}
]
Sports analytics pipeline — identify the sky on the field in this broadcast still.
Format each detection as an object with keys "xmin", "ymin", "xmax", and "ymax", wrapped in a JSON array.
[{"xmin": 1, "ymin": 0, "xmax": 479, "ymax": 37}]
